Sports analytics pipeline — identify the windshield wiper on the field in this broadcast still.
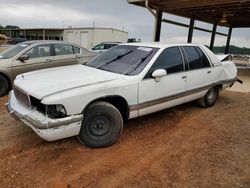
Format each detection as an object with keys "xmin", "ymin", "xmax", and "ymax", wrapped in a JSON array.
[
  {"xmin": 96, "ymin": 50, "xmax": 133, "ymax": 69},
  {"xmin": 122, "ymin": 51, "xmax": 153, "ymax": 75}
]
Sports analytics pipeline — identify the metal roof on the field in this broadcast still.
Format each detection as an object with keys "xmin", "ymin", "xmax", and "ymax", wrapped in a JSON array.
[{"xmin": 128, "ymin": 0, "xmax": 250, "ymax": 28}]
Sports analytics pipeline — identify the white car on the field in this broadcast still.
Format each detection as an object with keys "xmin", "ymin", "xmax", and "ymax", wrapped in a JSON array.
[
  {"xmin": 7, "ymin": 43, "xmax": 238, "ymax": 148},
  {"xmin": 90, "ymin": 42, "xmax": 120, "ymax": 53}
]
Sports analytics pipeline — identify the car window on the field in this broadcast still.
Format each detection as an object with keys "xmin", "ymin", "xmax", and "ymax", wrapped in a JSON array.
[
  {"xmin": 86, "ymin": 45, "xmax": 159, "ymax": 75},
  {"xmin": 25, "ymin": 44, "xmax": 52, "ymax": 59},
  {"xmin": 195, "ymin": 47, "xmax": 211, "ymax": 67},
  {"xmin": 73, "ymin": 46, "xmax": 81, "ymax": 54},
  {"xmin": 145, "ymin": 47, "xmax": 184, "ymax": 78},
  {"xmin": 104, "ymin": 44, "xmax": 117, "ymax": 49},
  {"xmin": 93, "ymin": 44, "xmax": 104, "ymax": 50},
  {"xmin": 0, "ymin": 43, "xmax": 30, "ymax": 59},
  {"xmin": 54, "ymin": 44, "xmax": 74, "ymax": 55},
  {"xmin": 183, "ymin": 46, "xmax": 210, "ymax": 70}
]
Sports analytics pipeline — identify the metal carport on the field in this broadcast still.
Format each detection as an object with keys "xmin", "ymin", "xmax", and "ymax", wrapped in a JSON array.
[{"xmin": 128, "ymin": 0, "xmax": 250, "ymax": 54}]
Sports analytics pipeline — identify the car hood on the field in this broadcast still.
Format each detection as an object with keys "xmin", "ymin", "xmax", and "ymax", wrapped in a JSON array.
[{"xmin": 14, "ymin": 65, "xmax": 125, "ymax": 100}]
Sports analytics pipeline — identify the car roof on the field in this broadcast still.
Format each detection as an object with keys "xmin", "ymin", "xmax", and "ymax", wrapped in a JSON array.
[
  {"xmin": 121, "ymin": 42, "xmax": 201, "ymax": 49},
  {"xmin": 20, "ymin": 40, "xmax": 80, "ymax": 46},
  {"xmin": 99, "ymin": 42, "xmax": 121, "ymax": 44}
]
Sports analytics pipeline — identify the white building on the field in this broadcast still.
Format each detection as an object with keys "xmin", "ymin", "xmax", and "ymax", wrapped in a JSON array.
[
  {"xmin": 64, "ymin": 28, "xmax": 128, "ymax": 48},
  {"xmin": 0, "ymin": 27, "xmax": 128, "ymax": 48}
]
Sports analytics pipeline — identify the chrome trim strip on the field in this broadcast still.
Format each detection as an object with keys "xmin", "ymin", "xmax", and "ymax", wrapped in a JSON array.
[{"xmin": 130, "ymin": 78, "xmax": 237, "ymax": 111}]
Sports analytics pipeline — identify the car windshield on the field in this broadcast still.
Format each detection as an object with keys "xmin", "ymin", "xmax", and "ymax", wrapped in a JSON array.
[
  {"xmin": 86, "ymin": 45, "xmax": 159, "ymax": 75},
  {"xmin": 0, "ymin": 43, "xmax": 30, "ymax": 59}
]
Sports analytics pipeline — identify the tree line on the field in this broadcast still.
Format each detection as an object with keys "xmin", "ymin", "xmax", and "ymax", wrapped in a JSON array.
[{"xmin": 213, "ymin": 45, "xmax": 250, "ymax": 55}]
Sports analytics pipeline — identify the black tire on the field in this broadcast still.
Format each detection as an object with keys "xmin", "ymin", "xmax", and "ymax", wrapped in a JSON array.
[
  {"xmin": 198, "ymin": 87, "xmax": 219, "ymax": 108},
  {"xmin": 0, "ymin": 75, "xmax": 9, "ymax": 97},
  {"xmin": 78, "ymin": 101, "xmax": 123, "ymax": 148}
]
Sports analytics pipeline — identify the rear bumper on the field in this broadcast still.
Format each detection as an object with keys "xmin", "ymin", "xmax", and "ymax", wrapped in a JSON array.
[
  {"xmin": 6, "ymin": 91, "xmax": 83, "ymax": 141},
  {"xmin": 219, "ymin": 77, "xmax": 239, "ymax": 89}
]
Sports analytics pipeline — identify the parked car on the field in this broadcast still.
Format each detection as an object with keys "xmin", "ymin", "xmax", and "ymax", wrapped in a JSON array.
[
  {"xmin": 0, "ymin": 40, "xmax": 96, "ymax": 96},
  {"xmin": 7, "ymin": 43, "xmax": 239, "ymax": 148},
  {"xmin": 91, "ymin": 42, "xmax": 120, "ymax": 53},
  {"xmin": 0, "ymin": 34, "xmax": 8, "ymax": 45},
  {"xmin": 7, "ymin": 38, "xmax": 27, "ymax": 44}
]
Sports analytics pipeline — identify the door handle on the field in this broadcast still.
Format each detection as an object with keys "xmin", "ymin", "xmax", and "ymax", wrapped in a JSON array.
[
  {"xmin": 182, "ymin": 75, "xmax": 187, "ymax": 79},
  {"xmin": 45, "ymin": 59, "xmax": 53, "ymax": 63},
  {"xmin": 207, "ymin": 71, "xmax": 211, "ymax": 74}
]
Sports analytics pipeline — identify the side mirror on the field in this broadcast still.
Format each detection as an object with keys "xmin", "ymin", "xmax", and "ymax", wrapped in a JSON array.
[
  {"xmin": 18, "ymin": 54, "xmax": 29, "ymax": 62},
  {"xmin": 152, "ymin": 69, "xmax": 167, "ymax": 82}
]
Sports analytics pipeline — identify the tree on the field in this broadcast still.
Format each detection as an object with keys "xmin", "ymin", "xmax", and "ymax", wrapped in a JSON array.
[{"xmin": 5, "ymin": 25, "xmax": 20, "ymax": 29}]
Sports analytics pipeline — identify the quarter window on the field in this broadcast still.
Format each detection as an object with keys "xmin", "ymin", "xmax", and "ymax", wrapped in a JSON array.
[
  {"xmin": 146, "ymin": 47, "xmax": 184, "ymax": 78},
  {"xmin": 195, "ymin": 47, "xmax": 211, "ymax": 67},
  {"xmin": 183, "ymin": 46, "xmax": 210, "ymax": 70},
  {"xmin": 54, "ymin": 44, "xmax": 74, "ymax": 55}
]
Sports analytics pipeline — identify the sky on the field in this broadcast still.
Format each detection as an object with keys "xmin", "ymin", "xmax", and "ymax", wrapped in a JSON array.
[{"xmin": 1, "ymin": 0, "xmax": 250, "ymax": 47}]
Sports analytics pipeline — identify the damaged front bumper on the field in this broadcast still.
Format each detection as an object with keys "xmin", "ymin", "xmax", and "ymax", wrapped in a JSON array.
[{"xmin": 6, "ymin": 91, "xmax": 83, "ymax": 141}]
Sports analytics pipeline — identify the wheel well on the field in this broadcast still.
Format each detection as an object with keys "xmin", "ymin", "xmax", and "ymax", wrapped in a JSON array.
[
  {"xmin": 0, "ymin": 73, "xmax": 11, "ymax": 90},
  {"xmin": 216, "ymin": 84, "xmax": 223, "ymax": 90},
  {"xmin": 84, "ymin": 96, "xmax": 130, "ymax": 120}
]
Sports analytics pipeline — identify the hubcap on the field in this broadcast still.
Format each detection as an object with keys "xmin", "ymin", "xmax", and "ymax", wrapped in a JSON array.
[{"xmin": 89, "ymin": 115, "xmax": 111, "ymax": 136}]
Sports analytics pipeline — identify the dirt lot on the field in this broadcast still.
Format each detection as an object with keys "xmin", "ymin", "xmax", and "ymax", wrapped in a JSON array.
[
  {"xmin": 0, "ymin": 91, "xmax": 250, "ymax": 188},
  {"xmin": 229, "ymin": 69, "xmax": 250, "ymax": 93},
  {"xmin": 0, "ymin": 46, "xmax": 9, "ymax": 53},
  {"xmin": 0, "ymin": 46, "xmax": 250, "ymax": 187}
]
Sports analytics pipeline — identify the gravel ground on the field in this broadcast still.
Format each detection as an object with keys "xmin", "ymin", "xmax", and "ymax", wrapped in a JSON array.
[
  {"xmin": 0, "ymin": 46, "xmax": 10, "ymax": 52},
  {"xmin": 0, "ymin": 91, "xmax": 249, "ymax": 188},
  {"xmin": 228, "ymin": 69, "xmax": 250, "ymax": 93},
  {"xmin": 0, "ymin": 46, "xmax": 249, "ymax": 187}
]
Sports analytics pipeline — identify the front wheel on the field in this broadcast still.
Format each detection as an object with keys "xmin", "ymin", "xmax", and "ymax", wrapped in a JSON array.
[
  {"xmin": 198, "ymin": 87, "xmax": 219, "ymax": 108},
  {"xmin": 78, "ymin": 101, "xmax": 123, "ymax": 148},
  {"xmin": 0, "ymin": 75, "xmax": 9, "ymax": 97}
]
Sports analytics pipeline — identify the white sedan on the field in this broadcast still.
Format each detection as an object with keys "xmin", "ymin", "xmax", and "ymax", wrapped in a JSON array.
[{"xmin": 7, "ymin": 43, "xmax": 238, "ymax": 148}]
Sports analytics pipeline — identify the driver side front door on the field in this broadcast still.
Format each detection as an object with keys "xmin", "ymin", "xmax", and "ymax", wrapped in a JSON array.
[
  {"xmin": 12, "ymin": 44, "xmax": 53, "ymax": 79},
  {"xmin": 138, "ymin": 46, "xmax": 187, "ymax": 116}
]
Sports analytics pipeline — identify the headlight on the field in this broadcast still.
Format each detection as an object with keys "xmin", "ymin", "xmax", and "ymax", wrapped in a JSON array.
[{"xmin": 47, "ymin": 104, "xmax": 67, "ymax": 119}]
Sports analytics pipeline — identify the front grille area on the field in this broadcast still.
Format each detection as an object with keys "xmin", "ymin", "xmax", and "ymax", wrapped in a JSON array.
[
  {"xmin": 30, "ymin": 96, "xmax": 46, "ymax": 115},
  {"xmin": 14, "ymin": 87, "xmax": 31, "ymax": 108}
]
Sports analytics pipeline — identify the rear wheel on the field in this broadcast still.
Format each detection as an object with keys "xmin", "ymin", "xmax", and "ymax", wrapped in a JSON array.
[
  {"xmin": 198, "ymin": 87, "xmax": 219, "ymax": 108},
  {"xmin": 78, "ymin": 101, "xmax": 123, "ymax": 148},
  {"xmin": 0, "ymin": 75, "xmax": 9, "ymax": 97}
]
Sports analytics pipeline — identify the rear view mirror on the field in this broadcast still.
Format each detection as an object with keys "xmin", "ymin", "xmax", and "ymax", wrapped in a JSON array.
[
  {"xmin": 152, "ymin": 69, "xmax": 167, "ymax": 82},
  {"xmin": 18, "ymin": 54, "xmax": 29, "ymax": 62}
]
